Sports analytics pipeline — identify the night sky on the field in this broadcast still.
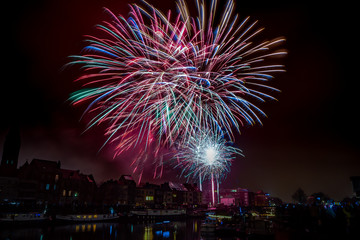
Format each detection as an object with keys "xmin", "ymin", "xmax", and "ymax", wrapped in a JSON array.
[{"xmin": 1, "ymin": 0, "xmax": 359, "ymax": 202}]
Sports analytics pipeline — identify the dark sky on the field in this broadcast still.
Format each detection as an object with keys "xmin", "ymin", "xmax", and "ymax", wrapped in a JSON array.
[{"xmin": 1, "ymin": 0, "xmax": 359, "ymax": 202}]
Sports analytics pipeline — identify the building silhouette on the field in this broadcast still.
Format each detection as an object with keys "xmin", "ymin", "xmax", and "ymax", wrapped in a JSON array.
[{"xmin": 0, "ymin": 126, "xmax": 21, "ymax": 177}]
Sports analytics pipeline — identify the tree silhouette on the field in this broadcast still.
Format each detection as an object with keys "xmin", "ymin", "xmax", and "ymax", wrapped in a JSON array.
[
  {"xmin": 292, "ymin": 187, "xmax": 307, "ymax": 204},
  {"xmin": 311, "ymin": 192, "xmax": 330, "ymax": 202}
]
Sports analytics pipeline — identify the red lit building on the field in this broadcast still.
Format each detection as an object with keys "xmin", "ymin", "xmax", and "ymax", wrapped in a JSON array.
[{"xmin": 219, "ymin": 188, "xmax": 254, "ymax": 207}]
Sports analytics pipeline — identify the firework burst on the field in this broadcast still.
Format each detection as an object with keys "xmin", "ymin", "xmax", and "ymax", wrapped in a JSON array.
[
  {"xmin": 174, "ymin": 127, "xmax": 242, "ymax": 205},
  {"xmin": 174, "ymin": 128, "xmax": 242, "ymax": 183},
  {"xmin": 69, "ymin": 0, "xmax": 285, "ymax": 174}
]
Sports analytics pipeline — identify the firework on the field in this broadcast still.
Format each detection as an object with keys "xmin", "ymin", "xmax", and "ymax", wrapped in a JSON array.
[
  {"xmin": 69, "ymin": 0, "xmax": 285, "ymax": 174},
  {"xmin": 174, "ymin": 127, "xmax": 242, "ymax": 205}
]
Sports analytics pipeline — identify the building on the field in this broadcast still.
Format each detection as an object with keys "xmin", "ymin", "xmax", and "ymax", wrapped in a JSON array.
[
  {"xmin": 59, "ymin": 169, "xmax": 97, "ymax": 207},
  {"xmin": 158, "ymin": 182, "xmax": 174, "ymax": 207},
  {"xmin": 183, "ymin": 183, "xmax": 202, "ymax": 207},
  {"xmin": 254, "ymin": 191, "xmax": 270, "ymax": 207},
  {"xmin": 5, "ymin": 158, "xmax": 97, "ymax": 207},
  {"xmin": 98, "ymin": 175, "xmax": 136, "ymax": 206},
  {"xmin": 168, "ymin": 182, "xmax": 187, "ymax": 207},
  {"xmin": 219, "ymin": 188, "xmax": 254, "ymax": 207},
  {"xmin": 17, "ymin": 159, "xmax": 61, "ymax": 205},
  {"xmin": 0, "ymin": 176, "xmax": 19, "ymax": 202},
  {"xmin": 133, "ymin": 181, "xmax": 202, "ymax": 208},
  {"xmin": 0, "ymin": 127, "xmax": 21, "ymax": 177},
  {"xmin": 135, "ymin": 182, "xmax": 158, "ymax": 207},
  {"xmin": 350, "ymin": 176, "xmax": 360, "ymax": 198},
  {"xmin": 236, "ymin": 188, "xmax": 253, "ymax": 207},
  {"xmin": 118, "ymin": 175, "xmax": 136, "ymax": 205},
  {"xmin": 220, "ymin": 194, "xmax": 235, "ymax": 206}
]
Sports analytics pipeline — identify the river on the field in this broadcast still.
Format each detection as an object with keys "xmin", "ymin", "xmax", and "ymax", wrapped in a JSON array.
[{"xmin": 0, "ymin": 218, "xmax": 249, "ymax": 240}]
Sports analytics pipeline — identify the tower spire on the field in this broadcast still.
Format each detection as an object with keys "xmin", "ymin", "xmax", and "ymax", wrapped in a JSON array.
[{"xmin": 1, "ymin": 126, "xmax": 21, "ymax": 176}]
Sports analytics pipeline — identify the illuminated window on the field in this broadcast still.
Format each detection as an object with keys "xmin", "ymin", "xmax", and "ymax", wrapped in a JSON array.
[
  {"xmin": 145, "ymin": 196, "xmax": 154, "ymax": 201},
  {"xmin": 68, "ymin": 190, "xmax": 72, "ymax": 197},
  {"xmin": 55, "ymin": 175, "xmax": 59, "ymax": 182},
  {"xmin": 62, "ymin": 190, "xmax": 66, "ymax": 196},
  {"xmin": 45, "ymin": 184, "xmax": 50, "ymax": 190}
]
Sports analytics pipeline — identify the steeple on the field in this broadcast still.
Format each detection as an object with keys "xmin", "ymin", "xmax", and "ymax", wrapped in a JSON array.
[{"xmin": 1, "ymin": 126, "xmax": 21, "ymax": 176}]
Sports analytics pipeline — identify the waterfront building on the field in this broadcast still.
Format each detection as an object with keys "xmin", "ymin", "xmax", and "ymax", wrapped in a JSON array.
[
  {"xmin": 17, "ymin": 159, "xmax": 62, "ymax": 205},
  {"xmin": 350, "ymin": 176, "xmax": 360, "ymax": 198},
  {"xmin": 135, "ymin": 182, "xmax": 158, "ymax": 207},
  {"xmin": 254, "ymin": 190, "xmax": 270, "ymax": 207},
  {"xmin": 59, "ymin": 169, "xmax": 96, "ymax": 207},
  {"xmin": 1, "ymin": 157, "xmax": 97, "ymax": 207},
  {"xmin": 157, "ymin": 182, "xmax": 174, "ymax": 207},
  {"xmin": 219, "ymin": 188, "xmax": 254, "ymax": 207},
  {"xmin": 98, "ymin": 175, "xmax": 136, "ymax": 206},
  {"xmin": 183, "ymin": 183, "xmax": 202, "ymax": 207},
  {"xmin": 0, "ymin": 175, "xmax": 19, "ymax": 202}
]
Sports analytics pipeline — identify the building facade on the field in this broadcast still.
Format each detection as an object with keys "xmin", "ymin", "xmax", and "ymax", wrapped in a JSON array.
[{"xmin": 98, "ymin": 175, "xmax": 136, "ymax": 206}]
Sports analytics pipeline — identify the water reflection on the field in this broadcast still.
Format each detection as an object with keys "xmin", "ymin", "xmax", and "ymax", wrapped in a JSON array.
[{"xmin": 0, "ymin": 218, "xmax": 215, "ymax": 240}]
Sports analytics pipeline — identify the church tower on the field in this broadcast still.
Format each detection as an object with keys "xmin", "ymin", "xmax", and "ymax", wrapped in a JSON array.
[{"xmin": 1, "ymin": 126, "xmax": 21, "ymax": 176}]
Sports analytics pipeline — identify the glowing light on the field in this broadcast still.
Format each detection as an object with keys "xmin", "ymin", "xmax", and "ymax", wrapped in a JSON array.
[
  {"xmin": 145, "ymin": 196, "xmax": 154, "ymax": 201},
  {"xmin": 175, "ymin": 127, "xmax": 242, "ymax": 206},
  {"xmin": 163, "ymin": 231, "xmax": 170, "ymax": 238},
  {"xmin": 205, "ymin": 147, "xmax": 217, "ymax": 165},
  {"xmin": 68, "ymin": 0, "xmax": 285, "ymax": 177},
  {"xmin": 175, "ymin": 128, "xmax": 242, "ymax": 184}
]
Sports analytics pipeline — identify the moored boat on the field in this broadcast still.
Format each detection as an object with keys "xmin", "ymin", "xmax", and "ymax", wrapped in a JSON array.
[
  {"xmin": 130, "ymin": 209, "xmax": 186, "ymax": 217},
  {"xmin": 0, "ymin": 212, "xmax": 47, "ymax": 223},
  {"xmin": 56, "ymin": 213, "xmax": 119, "ymax": 222}
]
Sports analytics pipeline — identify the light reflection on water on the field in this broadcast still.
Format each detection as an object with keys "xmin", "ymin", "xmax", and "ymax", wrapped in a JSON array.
[{"xmin": 1, "ymin": 218, "xmax": 243, "ymax": 240}]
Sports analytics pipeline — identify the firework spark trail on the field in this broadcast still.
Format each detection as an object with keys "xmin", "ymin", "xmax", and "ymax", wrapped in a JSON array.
[
  {"xmin": 69, "ymin": 0, "xmax": 285, "ymax": 175},
  {"xmin": 174, "ymin": 127, "xmax": 242, "ymax": 183},
  {"xmin": 173, "ymin": 126, "xmax": 242, "ymax": 205}
]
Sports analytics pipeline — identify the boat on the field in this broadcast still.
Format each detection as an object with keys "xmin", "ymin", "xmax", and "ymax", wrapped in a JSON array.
[
  {"xmin": 56, "ymin": 213, "xmax": 119, "ymax": 222},
  {"xmin": 0, "ymin": 212, "xmax": 47, "ymax": 223},
  {"xmin": 200, "ymin": 217, "xmax": 218, "ymax": 234},
  {"xmin": 130, "ymin": 209, "xmax": 186, "ymax": 217}
]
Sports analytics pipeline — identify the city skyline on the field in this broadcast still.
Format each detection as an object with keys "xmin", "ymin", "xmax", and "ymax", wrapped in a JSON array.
[
  {"xmin": 0, "ymin": 127, "xmax": 357, "ymax": 203},
  {"xmin": 1, "ymin": 0, "xmax": 359, "ymax": 203}
]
